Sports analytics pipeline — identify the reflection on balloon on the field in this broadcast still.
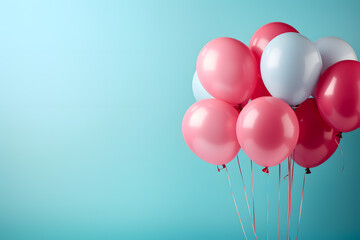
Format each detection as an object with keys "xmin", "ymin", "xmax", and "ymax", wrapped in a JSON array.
[{"xmin": 316, "ymin": 60, "xmax": 360, "ymax": 132}]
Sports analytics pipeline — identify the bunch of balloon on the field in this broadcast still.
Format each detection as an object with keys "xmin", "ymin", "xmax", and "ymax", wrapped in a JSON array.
[
  {"xmin": 182, "ymin": 22, "xmax": 359, "ymax": 239},
  {"xmin": 184, "ymin": 37, "xmax": 258, "ymax": 167},
  {"xmin": 183, "ymin": 37, "xmax": 261, "ymax": 239}
]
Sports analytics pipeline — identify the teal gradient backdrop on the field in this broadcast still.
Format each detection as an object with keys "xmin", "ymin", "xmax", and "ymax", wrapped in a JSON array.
[{"xmin": 0, "ymin": 0, "xmax": 359, "ymax": 239}]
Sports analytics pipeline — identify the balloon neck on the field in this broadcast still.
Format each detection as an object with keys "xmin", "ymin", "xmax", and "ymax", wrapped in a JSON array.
[
  {"xmin": 262, "ymin": 167, "xmax": 269, "ymax": 173},
  {"xmin": 337, "ymin": 132, "xmax": 343, "ymax": 139},
  {"xmin": 305, "ymin": 168, "xmax": 311, "ymax": 174},
  {"xmin": 291, "ymin": 104, "xmax": 300, "ymax": 110},
  {"xmin": 235, "ymin": 104, "xmax": 243, "ymax": 111},
  {"xmin": 217, "ymin": 164, "xmax": 226, "ymax": 172}
]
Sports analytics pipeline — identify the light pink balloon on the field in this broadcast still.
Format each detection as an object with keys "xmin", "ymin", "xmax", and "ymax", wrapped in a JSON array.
[
  {"xmin": 236, "ymin": 97, "xmax": 299, "ymax": 167},
  {"xmin": 182, "ymin": 99, "xmax": 240, "ymax": 165},
  {"xmin": 196, "ymin": 37, "xmax": 258, "ymax": 105}
]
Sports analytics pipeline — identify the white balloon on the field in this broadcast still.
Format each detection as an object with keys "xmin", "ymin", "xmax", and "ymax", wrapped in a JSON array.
[
  {"xmin": 192, "ymin": 71, "xmax": 213, "ymax": 101},
  {"xmin": 261, "ymin": 33, "xmax": 322, "ymax": 106},
  {"xmin": 312, "ymin": 36, "xmax": 358, "ymax": 96}
]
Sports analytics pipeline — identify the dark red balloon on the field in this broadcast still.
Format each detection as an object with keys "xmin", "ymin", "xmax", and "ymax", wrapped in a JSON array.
[
  {"xmin": 293, "ymin": 99, "xmax": 340, "ymax": 169},
  {"xmin": 249, "ymin": 22, "xmax": 298, "ymax": 100},
  {"xmin": 316, "ymin": 60, "xmax": 360, "ymax": 132}
]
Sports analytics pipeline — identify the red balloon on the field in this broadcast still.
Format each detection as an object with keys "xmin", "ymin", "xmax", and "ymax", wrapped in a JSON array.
[
  {"xmin": 293, "ymin": 99, "xmax": 340, "ymax": 169},
  {"xmin": 249, "ymin": 22, "xmax": 299, "ymax": 63},
  {"xmin": 316, "ymin": 60, "xmax": 360, "ymax": 132},
  {"xmin": 251, "ymin": 76, "xmax": 271, "ymax": 100},
  {"xmin": 182, "ymin": 99, "xmax": 240, "ymax": 165},
  {"xmin": 249, "ymin": 22, "xmax": 298, "ymax": 100},
  {"xmin": 196, "ymin": 37, "xmax": 258, "ymax": 105},
  {"xmin": 236, "ymin": 97, "xmax": 299, "ymax": 167}
]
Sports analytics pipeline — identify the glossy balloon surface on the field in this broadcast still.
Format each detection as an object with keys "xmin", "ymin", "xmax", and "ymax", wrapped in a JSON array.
[
  {"xmin": 197, "ymin": 37, "xmax": 258, "ymax": 105},
  {"xmin": 249, "ymin": 22, "xmax": 298, "ymax": 100},
  {"xmin": 249, "ymin": 22, "xmax": 299, "ymax": 63},
  {"xmin": 261, "ymin": 33, "xmax": 322, "ymax": 106},
  {"xmin": 316, "ymin": 60, "xmax": 360, "ymax": 132},
  {"xmin": 236, "ymin": 97, "xmax": 299, "ymax": 167},
  {"xmin": 315, "ymin": 36, "xmax": 358, "ymax": 74},
  {"xmin": 293, "ymin": 99, "xmax": 340, "ymax": 168},
  {"xmin": 182, "ymin": 99, "xmax": 240, "ymax": 165},
  {"xmin": 312, "ymin": 36, "xmax": 358, "ymax": 96}
]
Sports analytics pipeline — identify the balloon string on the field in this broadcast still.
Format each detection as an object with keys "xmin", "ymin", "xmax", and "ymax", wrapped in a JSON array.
[
  {"xmin": 287, "ymin": 156, "xmax": 294, "ymax": 240},
  {"xmin": 289, "ymin": 155, "xmax": 295, "ymax": 240},
  {"xmin": 267, "ymin": 171, "xmax": 269, "ymax": 240},
  {"xmin": 296, "ymin": 171, "xmax": 308, "ymax": 240},
  {"xmin": 335, "ymin": 138, "xmax": 344, "ymax": 173},
  {"xmin": 225, "ymin": 166, "xmax": 248, "ymax": 240},
  {"xmin": 287, "ymin": 158, "xmax": 290, "ymax": 240},
  {"xmin": 278, "ymin": 164, "xmax": 281, "ymax": 240},
  {"xmin": 291, "ymin": 156, "xmax": 295, "ymax": 209},
  {"xmin": 251, "ymin": 160, "xmax": 256, "ymax": 232},
  {"xmin": 237, "ymin": 156, "xmax": 258, "ymax": 240}
]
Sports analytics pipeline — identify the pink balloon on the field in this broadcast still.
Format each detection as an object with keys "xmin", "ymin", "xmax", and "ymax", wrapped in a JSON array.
[
  {"xmin": 182, "ymin": 99, "xmax": 240, "ymax": 165},
  {"xmin": 196, "ymin": 37, "xmax": 258, "ymax": 105},
  {"xmin": 293, "ymin": 99, "xmax": 340, "ymax": 169},
  {"xmin": 236, "ymin": 97, "xmax": 299, "ymax": 167}
]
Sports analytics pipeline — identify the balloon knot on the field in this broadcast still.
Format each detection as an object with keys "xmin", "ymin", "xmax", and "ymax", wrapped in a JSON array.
[
  {"xmin": 217, "ymin": 164, "xmax": 226, "ymax": 172},
  {"xmin": 305, "ymin": 168, "xmax": 311, "ymax": 174},
  {"xmin": 291, "ymin": 104, "xmax": 300, "ymax": 110},
  {"xmin": 262, "ymin": 167, "xmax": 269, "ymax": 173},
  {"xmin": 236, "ymin": 104, "xmax": 243, "ymax": 111},
  {"xmin": 284, "ymin": 174, "xmax": 288, "ymax": 180},
  {"xmin": 337, "ymin": 132, "xmax": 343, "ymax": 138}
]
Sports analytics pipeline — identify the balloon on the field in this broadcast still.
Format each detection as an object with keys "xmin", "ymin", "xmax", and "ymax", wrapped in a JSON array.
[
  {"xmin": 293, "ymin": 99, "xmax": 340, "ymax": 169},
  {"xmin": 316, "ymin": 60, "xmax": 360, "ymax": 132},
  {"xmin": 312, "ymin": 36, "xmax": 358, "ymax": 96},
  {"xmin": 316, "ymin": 37, "xmax": 358, "ymax": 74},
  {"xmin": 236, "ymin": 97, "xmax": 299, "ymax": 167},
  {"xmin": 182, "ymin": 99, "xmax": 240, "ymax": 165},
  {"xmin": 249, "ymin": 22, "xmax": 298, "ymax": 100},
  {"xmin": 249, "ymin": 22, "xmax": 299, "ymax": 64},
  {"xmin": 251, "ymin": 76, "xmax": 271, "ymax": 100},
  {"xmin": 261, "ymin": 32, "xmax": 322, "ymax": 106},
  {"xmin": 196, "ymin": 37, "xmax": 258, "ymax": 105},
  {"xmin": 192, "ymin": 71, "xmax": 213, "ymax": 101}
]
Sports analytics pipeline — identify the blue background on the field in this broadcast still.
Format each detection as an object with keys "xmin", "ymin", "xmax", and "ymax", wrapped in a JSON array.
[{"xmin": 0, "ymin": 0, "xmax": 359, "ymax": 239}]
